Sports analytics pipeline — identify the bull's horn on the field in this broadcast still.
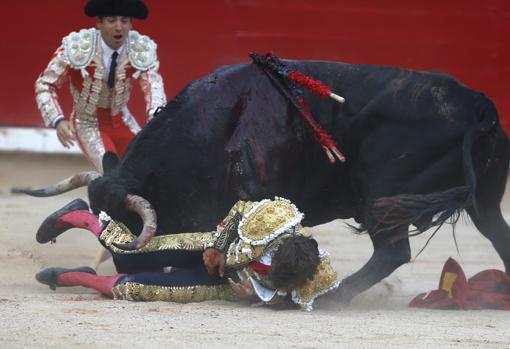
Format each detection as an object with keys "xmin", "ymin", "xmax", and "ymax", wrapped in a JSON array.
[
  {"xmin": 113, "ymin": 194, "xmax": 157, "ymax": 251},
  {"xmin": 13, "ymin": 171, "xmax": 101, "ymax": 197}
]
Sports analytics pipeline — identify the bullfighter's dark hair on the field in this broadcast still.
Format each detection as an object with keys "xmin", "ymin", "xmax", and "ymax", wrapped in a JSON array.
[{"xmin": 270, "ymin": 235, "xmax": 320, "ymax": 290}]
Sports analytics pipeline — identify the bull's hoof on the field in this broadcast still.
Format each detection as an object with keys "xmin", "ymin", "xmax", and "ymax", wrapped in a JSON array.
[
  {"xmin": 35, "ymin": 266, "xmax": 96, "ymax": 291},
  {"xmin": 36, "ymin": 199, "xmax": 89, "ymax": 244}
]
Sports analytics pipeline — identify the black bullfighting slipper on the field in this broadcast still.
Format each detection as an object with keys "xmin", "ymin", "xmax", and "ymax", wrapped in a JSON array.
[
  {"xmin": 35, "ymin": 266, "xmax": 96, "ymax": 291},
  {"xmin": 36, "ymin": 198, "xmax": 89, "ymax": 244}
]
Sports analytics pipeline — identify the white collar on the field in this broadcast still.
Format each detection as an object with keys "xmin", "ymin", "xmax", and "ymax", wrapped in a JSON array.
[{"xmin": 100, "ymin": 35, "xmax": 126, "ymax": 58}]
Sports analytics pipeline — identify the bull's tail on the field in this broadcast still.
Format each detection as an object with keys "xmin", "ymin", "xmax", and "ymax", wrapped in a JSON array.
[
  {"xmin": 372, "ymin": 96, "xmax": 499, "ymax": 238},
  {"xmin": 372, "ymin": 186, "xmax": 470, "ymax": 238}
]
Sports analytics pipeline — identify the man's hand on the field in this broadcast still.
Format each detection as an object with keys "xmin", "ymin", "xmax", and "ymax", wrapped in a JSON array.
[
  {"xmin": 202, "ymin": 248, "xmax": 226, "ymax": 277},
  {"xmin": 56, "ymin": 120, "xmax": 76, "ymax": 148},
  {"xmin": 228, "ymin": 278, "xmax": 256, "ymax": 302}
]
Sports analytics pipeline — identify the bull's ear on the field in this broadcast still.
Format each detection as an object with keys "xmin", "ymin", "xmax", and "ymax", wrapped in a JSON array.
[{"xmin": 102, "ymin": 152, "xmax": 120, "ymax": 174}]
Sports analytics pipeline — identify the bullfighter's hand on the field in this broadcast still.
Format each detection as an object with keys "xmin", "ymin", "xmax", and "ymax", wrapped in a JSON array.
[
  {"xmin": 56, "ymin": 120, "xmax": 76, "ymax": 148},
  {"xmin": 203, "ymin": 248, "xmax": 226, "ymax": 277},
  {"xmin": 228, "ymin": 278, "xmax": 256, "ymax": 302}
]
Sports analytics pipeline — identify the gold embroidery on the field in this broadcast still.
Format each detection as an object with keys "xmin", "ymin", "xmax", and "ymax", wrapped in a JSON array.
[
  {"xmin": 225, "ymin": 228, "xmax": 306, "ymax": 268},
  {"xmin": 226, "ymin": 241, "xmax": 265, "ymax": 267},
  {"xmin": 238, "ymin": 198, "xmax": 303, "ymax": 245},
  {"xmin": 216, "ymin": 201, "xmax": 256, "ymax": 233},
  {"xmin": 292, "ymin": 255, "xmax": 339, "ymax": 310},
  {"xmin": 112, "ymin": 282, "xmax": 237, "ymax": 303},
  {"xmin": 100, "ymin": 221, "xmax": 216, "ymax": 254}
]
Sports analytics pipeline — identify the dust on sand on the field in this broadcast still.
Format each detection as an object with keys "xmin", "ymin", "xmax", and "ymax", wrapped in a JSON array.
[{"xmin": 0, "ymin": 152, "xmax": 509, "ymax": 348}]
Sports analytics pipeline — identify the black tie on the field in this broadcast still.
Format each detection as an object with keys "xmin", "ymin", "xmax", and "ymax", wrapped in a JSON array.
[{"xmin": 108, "ymin": 51, "xmax": 118, "ymax": 88}]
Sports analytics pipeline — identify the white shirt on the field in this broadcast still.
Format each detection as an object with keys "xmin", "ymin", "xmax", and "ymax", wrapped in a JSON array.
[
  {"xmin": 247, "ymin": 244, "xmax": 286, "ymax": 302},
  {"xmin": 100, "ymin": 37, "xmax": 125, "ymax": 79}
]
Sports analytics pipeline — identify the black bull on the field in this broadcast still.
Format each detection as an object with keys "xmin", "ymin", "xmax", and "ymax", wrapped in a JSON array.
[{"xmin": 27, "ymin": 60, "xmax": 510, "ymax": 303}]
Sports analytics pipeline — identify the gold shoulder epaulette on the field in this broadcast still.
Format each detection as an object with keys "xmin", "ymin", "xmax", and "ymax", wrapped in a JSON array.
[{"xmin": 238, "ymin": 197, "xmax": 304, "ymax": 246}]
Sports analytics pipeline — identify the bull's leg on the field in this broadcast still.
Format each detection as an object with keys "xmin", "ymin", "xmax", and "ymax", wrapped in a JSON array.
[
  {"xmin": 467, "ymin": 205, "xmax": 510, "ymax": 273},
  {"xmin": 467, "ymin": 127, "xmax": 510, "ymax": 273},
  {"xmin": 333, "ymin": 232, "xmax": 411, "ymax": 304},
  {"xmin": 466, "ymin": 155, "xmax": 510, "ymax": 273}
]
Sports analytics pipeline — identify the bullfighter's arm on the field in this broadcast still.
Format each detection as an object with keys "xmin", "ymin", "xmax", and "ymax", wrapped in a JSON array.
[
  {"xmin": 138, "ymin": 57, "xmax": 167, "ymax": 122},
  {"xmin": 202, "ymin": 201, "xmax": 258, "ymax": 276},
  {"xmin": 34, "ymin": 45, "xmax": 70, "ymax": 128}
]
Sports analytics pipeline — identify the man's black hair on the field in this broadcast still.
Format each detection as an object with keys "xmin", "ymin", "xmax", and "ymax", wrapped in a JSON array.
[{"xmin": 270, "ymin": 235, "xmax": 320, "ymax": 290}]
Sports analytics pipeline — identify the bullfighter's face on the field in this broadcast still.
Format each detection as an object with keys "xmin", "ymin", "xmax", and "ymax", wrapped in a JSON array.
[{"xmin": 97, "ymin": 16, "xmax": 132, "ymax": 50}]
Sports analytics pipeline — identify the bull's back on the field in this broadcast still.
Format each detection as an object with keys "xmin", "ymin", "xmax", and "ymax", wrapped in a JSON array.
[{"xmin": 120, "ymin": 59, "xmax": 506, "ymax": 230}]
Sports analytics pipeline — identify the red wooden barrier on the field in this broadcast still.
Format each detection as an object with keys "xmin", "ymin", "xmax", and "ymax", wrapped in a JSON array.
[{"xmin": 0, "ymin": 0, "xmax": 508, "ymax": 134}]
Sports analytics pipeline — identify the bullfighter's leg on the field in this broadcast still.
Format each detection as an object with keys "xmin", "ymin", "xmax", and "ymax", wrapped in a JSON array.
[
  {"xmin": 36, "ymin": 199, "xmax": 104, "ymax": 243},
  {"xmin": 73, "ymin": 120, "xmax": 105, "ymax": 173},
  {"xmin": 98, "ymin": 223, "xmax": 205, "ymax": 273},
  {"xmin": 108, "ymin": 112, "xmax": 138, "ymax": 158},
  {"xmin": 36, "ymin": 204, "xmax": 205, "ymax": 273},
  {"xmin": 36, "ymin": 266, "xmax": 122, "ymax": 297},
  {"xmin": 73, "ymin": 110, "xmax": 136, "ymax": 172},
  {"xmin": 35, "ymin": 265, "xmax": 235, "ymax": 303},
  {"xmin": 333, "ymin": 229, "xmax": 411, "ymax": 304},
  {"xmin": 113, "ymin": 265, "xmax": 236, "ymax": 302},
  {"xmin": 105, "ymin": 246, "xmax": 204, "ymax": 274},
  {"xmin": 36, "ymin": 200, "xmax": 110, "ymax": 271}
]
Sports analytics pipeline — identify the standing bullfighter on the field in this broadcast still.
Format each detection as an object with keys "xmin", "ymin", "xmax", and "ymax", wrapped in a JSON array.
[
  {"xmin": 35, "ymin": 197, "xmax": 339, "ymax": 310},
  {"xmin": 35, "ymin": 0, "xmax": 167, "ymax": 172}
]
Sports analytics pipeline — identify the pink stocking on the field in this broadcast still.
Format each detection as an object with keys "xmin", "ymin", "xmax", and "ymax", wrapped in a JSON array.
[
  {"xmin": 57, "ymin": 272, "xmax": 124, "ymax": 298},
  {"xmin": 57, "ymin": 210, "xmax": 104, "ymax": 238}
]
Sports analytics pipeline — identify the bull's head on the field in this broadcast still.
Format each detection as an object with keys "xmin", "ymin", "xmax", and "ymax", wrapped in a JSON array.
[{"xmin": 17, "ymin": 152, "xmax": 156, "ymax": 250}]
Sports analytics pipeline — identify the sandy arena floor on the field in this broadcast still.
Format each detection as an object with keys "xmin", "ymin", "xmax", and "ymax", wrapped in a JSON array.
[{"xmin": 0, "ymin": 152, "xmax": 509, "ymax": 348}]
